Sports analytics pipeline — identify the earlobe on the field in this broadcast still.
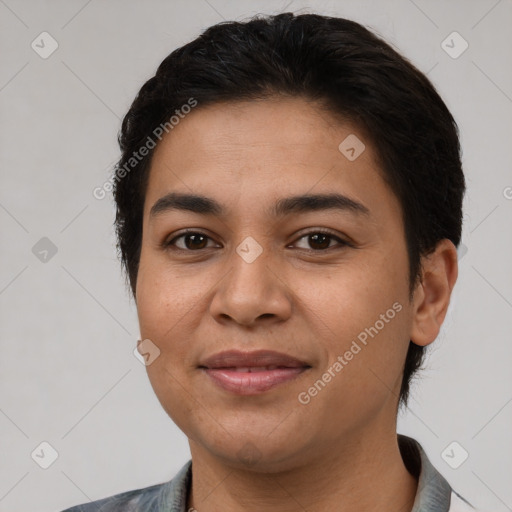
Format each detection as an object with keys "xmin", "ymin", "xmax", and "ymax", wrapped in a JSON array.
[{"xmin": 410, "ymin": 239, "xmax": 459, "ymax": 347}]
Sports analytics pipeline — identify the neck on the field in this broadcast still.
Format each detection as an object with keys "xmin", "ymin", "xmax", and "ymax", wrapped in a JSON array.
[{"xmin": 186, "ymin": 430, "xmax": 418, "ymax": 512}]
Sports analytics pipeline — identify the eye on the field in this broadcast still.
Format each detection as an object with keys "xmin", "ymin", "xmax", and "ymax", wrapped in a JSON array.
[
  {"xmin": 165, "ymin": 230, "xmax": 218, "ymax": 251},
  {"xmin": 291, "ymin": 230, "xmax": 350, "ymax": 251}
]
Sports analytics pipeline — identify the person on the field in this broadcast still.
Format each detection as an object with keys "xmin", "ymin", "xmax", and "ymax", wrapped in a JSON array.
[{"xmin": 63, "ymin": 11, "xmax": 480, "ymax": 512}]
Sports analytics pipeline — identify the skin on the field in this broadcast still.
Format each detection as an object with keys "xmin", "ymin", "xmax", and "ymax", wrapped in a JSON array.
[{"xmin": 135, "ymin": 96, "xmax": 458, "ymax": 512}]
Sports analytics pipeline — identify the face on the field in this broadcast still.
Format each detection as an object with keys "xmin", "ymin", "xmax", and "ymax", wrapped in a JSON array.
[{"xmin": 135, "ymin": 96, "xmax": 416, "ymax": 472}]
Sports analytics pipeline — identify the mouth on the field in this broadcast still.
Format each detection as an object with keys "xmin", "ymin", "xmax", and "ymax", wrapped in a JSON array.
[{"xmin": 198, "ymin": 350, "xmax": 312, "ymax": 395}]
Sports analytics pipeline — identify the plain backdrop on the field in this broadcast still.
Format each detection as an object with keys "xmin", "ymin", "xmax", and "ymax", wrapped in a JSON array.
[{"xmin": 0, "ymin": 1, "xmax": 511, "ymax": 511}]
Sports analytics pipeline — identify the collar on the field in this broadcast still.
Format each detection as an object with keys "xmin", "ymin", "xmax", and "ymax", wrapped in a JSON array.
[{"xmin": 398, "ymin": 434, "xmax": 452, "ymax": 511}]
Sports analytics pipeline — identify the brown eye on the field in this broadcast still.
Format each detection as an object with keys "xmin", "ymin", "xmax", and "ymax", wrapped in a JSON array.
[
  {"xmin": 307, "ymin": 233, "xmax": 332, "ymax": 250},
  {"xmin": 166, "ymin": 232, "xmax": 215, "ymax": 251},
  {"xmin": 183, "ymin": 233, "xmax": 208, "ymax": 250},
  {"xmin": 293, "ymin": 230, "xmax": 348, "ymax": 251}
]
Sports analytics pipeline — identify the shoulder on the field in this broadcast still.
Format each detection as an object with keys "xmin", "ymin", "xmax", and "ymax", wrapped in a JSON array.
[
  {"xmin": 60, "ymin": 481, "xmax": 167, "ymax": 511},
  {"xmin": 60, "ymin": 460, "xmax": 192, "ymax": 512}
]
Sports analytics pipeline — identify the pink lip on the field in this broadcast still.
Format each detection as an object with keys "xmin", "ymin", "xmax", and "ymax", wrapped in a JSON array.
[
  {"xmin": 199, "ymin": 350, "xmax": 311, "ymax": 395},
  {"xmin": 204, "ymin": 367, "xmax": 309, "ymax": 394}
]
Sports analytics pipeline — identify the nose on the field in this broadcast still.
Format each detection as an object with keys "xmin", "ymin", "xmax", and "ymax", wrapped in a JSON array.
[{"xmin": 208, "ymin": 239, "xmax": 293, "ymax": 327}]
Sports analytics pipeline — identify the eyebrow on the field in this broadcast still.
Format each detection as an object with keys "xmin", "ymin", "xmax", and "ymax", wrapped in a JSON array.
[{"xmin": 149, "ymin": 192, "xmax": 370, "ymax": 219}]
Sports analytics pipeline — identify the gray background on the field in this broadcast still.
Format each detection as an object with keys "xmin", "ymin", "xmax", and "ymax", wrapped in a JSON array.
[{"xmin": 0, "ymin": 1, "xmax": 511, "ymax": 511}]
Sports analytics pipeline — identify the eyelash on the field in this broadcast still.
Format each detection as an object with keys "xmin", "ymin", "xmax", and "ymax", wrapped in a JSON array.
[{"xmin": 163, "ymin": 228, "xmax": 353, "ymax": 253}]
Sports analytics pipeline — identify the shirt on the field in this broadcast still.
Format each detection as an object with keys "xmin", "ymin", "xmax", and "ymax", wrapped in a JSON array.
[{"xmin": 61, "ymin": 434, "xmax": 480, "ymax": 511}]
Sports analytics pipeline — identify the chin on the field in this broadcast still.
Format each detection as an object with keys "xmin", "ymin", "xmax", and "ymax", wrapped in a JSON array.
[{"xmin": 189, "ymin": 426, "xmax": 315, "ymax": 474}]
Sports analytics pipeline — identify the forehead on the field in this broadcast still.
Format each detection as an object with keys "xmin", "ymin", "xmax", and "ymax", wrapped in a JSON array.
[
  {"xmin": 151, "ymin": 96, "xmax": 360, "ymax": 171},
  {"xmin": 144, "ymin": 96, "xmax": 397, "ymax": 221}
]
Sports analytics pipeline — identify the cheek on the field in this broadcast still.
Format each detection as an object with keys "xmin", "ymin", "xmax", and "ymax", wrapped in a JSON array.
[
  {"xmin": 302, "ymin": 306, "xmax": 410, "ymax": 434},
  {"xmin": 135, "ymin": 254, "xmax": 208, "ymax": 369},
  {"xmin": 136, "ymin": 255, "xmax": 199, "ymax": 337},
  {"xmin": 136, "ymin": 265, "xmax": 200, "ymax": 432},
  {"xmin": 305, "ymin": 256, "xmax": 411, "ymax": 395}
]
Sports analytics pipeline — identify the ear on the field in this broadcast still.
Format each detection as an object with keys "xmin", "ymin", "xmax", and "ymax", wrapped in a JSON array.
[{"xmin": 410, "ymin": 239, "xmax": 459, "ymax": 346}]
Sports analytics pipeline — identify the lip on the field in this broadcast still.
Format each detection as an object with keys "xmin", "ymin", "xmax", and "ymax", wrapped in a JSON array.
[{"xmin": 199, "ymin": 350, "xmax": 311, "ymax": 395}]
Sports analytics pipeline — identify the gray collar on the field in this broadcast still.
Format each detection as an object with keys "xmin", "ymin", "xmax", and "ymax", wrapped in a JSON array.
[{"xmin": 399, "ymin": 434, "xmax": 453, "ymax": 511}]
